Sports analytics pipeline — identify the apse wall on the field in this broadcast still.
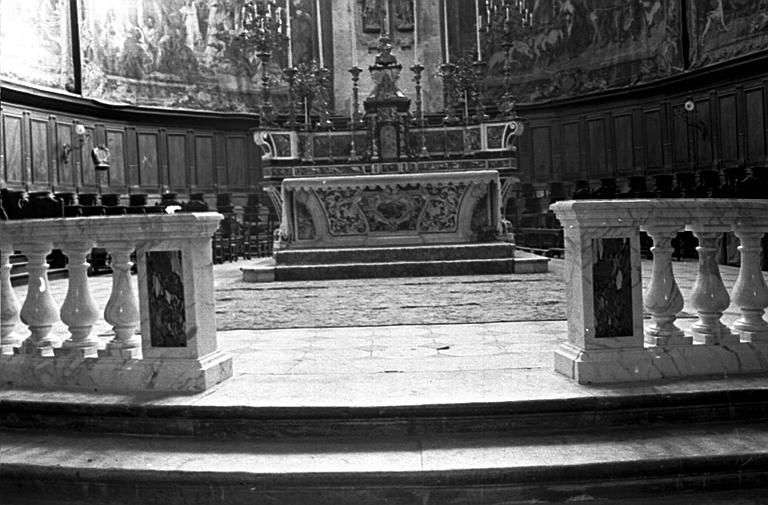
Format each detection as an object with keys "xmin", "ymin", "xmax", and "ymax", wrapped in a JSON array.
[{"xmin": 2, "ymin": 50, "xmax": 766, "ymax": 201}]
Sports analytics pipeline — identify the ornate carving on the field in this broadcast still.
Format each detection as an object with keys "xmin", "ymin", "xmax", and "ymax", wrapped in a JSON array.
[
  {"xmin": 314, "ymin": 188, "xmax": 369, "ymax": 235},
  {"xmin": 418, "ymin": 183, "xmax": 468, "ymax": 233},
  {"xmin": 360, "ymin": 188, "xmax": 423, "ymax": 231}
]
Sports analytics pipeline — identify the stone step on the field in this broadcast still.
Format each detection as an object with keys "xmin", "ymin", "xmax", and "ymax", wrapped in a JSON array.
[
  {"xmin": 243, "ymin": 252, "xmax": 549, "ymax": 282},
  {"xmin": 275, "ymin": 243, "xmax": 517, "ymax": 265},
  {"xmin": 4, "ymin": 388, "xmax": 768, "ymax": 440},
  {"xmin": 3, "ymin": 421, "xmax": 768, "ymax": 504}
]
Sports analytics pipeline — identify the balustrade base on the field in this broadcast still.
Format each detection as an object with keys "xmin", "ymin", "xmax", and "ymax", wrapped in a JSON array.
[
  {"xmin": 17, "ymin": 341, "xmax": 55, "ymax": 357},
  {"xmin": 555, "ymin": 341, "xmax": 768, "ymax": 384},
  {"xmin": 0, "ymin": 350, "xmax": 233, "ymax": 392},
  {"xmin": 644, "ymin": 333, "xmax": 692, "ymax": 347},
  {"xmin": 56, "ymin": 345, "xmax": 99, "ymax": 359},
  {"xmin": 100, "ymin": 345, "xmax": 143, "ymax": 360}
]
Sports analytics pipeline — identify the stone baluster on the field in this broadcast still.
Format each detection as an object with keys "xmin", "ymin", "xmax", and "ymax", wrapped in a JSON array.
[
  {"xmin": 731, "ymin": 226, "xmax": 768, "ymax": 342},
  {"xmin": 102, "ymin": 243, "xmax": 141, "ymax": 358},
  {"xmin": 1, "ymin": 248, "xmax": 23, "ymax": 354},
  {"xmin": 18, "ymin": 242, "xmax": 60, "ymax": 355},
  {"xmin": 642, "ymin": 226, "xmax": 689, "ymax": 346},
  {"xmin": 688, "ymin": 229, "xmax": 738, "ymax": 345},
  {"xmin": 58, "ymin": 242, "xmax": 101, "ymax": 357}
]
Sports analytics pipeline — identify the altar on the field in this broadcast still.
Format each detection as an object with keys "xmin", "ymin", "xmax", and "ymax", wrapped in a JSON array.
[
  {"xmin": 277, "ymin": 170, "xmax": 500, "ymax": 249},
  {"xmin": 240, "ymin": 35, "xmax": 548, "ymax": 281}
]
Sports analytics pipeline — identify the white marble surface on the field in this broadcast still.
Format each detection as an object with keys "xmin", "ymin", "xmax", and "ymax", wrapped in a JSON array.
[{"xmin": 0, "ymin": 213, "xmax": 232, "ymax": 392}]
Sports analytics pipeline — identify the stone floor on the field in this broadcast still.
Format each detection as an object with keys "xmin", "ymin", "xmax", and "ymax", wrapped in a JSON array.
[{"xmin": 4, "ymin": 255, "xmax": 766, "ymax": 406}]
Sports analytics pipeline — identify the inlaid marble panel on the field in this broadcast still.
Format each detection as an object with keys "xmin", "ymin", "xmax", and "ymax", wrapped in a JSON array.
[
  {"xmin": 592, "ymin": 237, "xmax": 634, "ymax": 338},
  {"xmin": 146, "ymin": 250, "xmax": 187, "ymax": 348}
]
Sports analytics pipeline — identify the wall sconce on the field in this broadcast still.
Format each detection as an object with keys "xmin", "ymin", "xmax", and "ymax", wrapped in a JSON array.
[
  {"xmin": 678, "ymin": 96, "xmax": 708, "ymax": 140},
  {"xmin": 61, "ymin": 124, "xmax": 88, "ymax": 165},
  {"xmin": 60, "ymin": 124, "xmax": 111, "ymax": 170}
]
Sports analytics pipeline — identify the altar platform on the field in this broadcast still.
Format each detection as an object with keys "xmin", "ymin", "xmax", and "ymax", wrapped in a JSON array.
[{"xmin": 4, "ymin": 259, "xmax": 768, "ymax": 504}]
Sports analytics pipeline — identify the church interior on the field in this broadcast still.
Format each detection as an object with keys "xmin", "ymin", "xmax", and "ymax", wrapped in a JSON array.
[{"xmin": 2, "ymin": 0, "xmax": 768, "ymax": 503}]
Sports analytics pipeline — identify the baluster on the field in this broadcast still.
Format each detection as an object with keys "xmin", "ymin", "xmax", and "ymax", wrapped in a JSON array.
[
  {"xmin": 642, "ymin": 226, "xmax": 689, "ymax": 346},
  {"xmin": 1, "ymin": 248, "xmax": 23, "ymax": 354},
  {"xmin": 58, "ymin": 242, "xmax": 101, "ymax": 357},
  {"xmin": 18, "ymin": 242, "xmax": 60, "ymax": 356},
  {"xmin": 688, "ymin": 229, "xmax": 738, "ymax": 345},
  {"xmin": 102, "ymin": 244, "xmax": 141, "ymax": 358},
  {"xmin": 731, "ymin": 226, "xmax": 768, "ymax": 342}
]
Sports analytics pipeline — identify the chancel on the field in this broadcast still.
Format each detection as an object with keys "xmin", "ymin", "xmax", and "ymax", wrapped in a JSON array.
[{"xmin": 3, "ymin": 0, "xmax": 768, "ymax": 504}]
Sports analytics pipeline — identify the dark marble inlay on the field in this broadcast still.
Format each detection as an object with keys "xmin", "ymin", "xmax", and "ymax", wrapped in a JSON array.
[
  {"xmin": 146, "ymin": 251, "xmax": 187, "ymax": 348},
  {"xmin": 592, "ymin": 237, "xmax": 633, "ymax": 338}
]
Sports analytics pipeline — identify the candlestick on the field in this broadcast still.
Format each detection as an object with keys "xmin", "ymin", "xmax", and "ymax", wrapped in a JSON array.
[
  {"xmin": 349, "ymin": 0, "xmax": 357, "ymax": 67},
  {"xmin": 283, "ymin": 66, "xmax": 298, "ymax": 129},
  {"xmin": 384, "ymin": 0, "xmax": 390, "ymax": 34},
  {"xmin": 413, "ymin": 0, "xmax": 418, "ymax": 60},
  {"xmin": 443, "ymin": 0, "xmax": 450, "ymax": 63},
  {"xmin": 316, "ymin": 0, "xmax": 323, "ymax": 67},
  {"xmin": 475, "ymin": 0, "xmax": 482, "ymax": 61},
  {"xmin": 286, "ymin": 0, "xmax": 292, "ymax": 67},
  {"xmin": 349, "ymin": 65, "xmax": 363, "ymax": 125}
]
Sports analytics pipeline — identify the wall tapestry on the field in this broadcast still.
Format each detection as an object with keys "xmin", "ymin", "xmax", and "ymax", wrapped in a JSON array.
[
  {"xmin": 688, "ymin": 0, "xmax": 768, "ymax": 68},
  {"xmin": 0, "ymin": 0, "xmax": 74, "ymax": 90},
  {"xmin": 453, "ymin": 0, "xmax": 684, "ymax": 103},
  {"xmin": 78, "ymin": 0, "xmax": 328, "ymax": 112}
]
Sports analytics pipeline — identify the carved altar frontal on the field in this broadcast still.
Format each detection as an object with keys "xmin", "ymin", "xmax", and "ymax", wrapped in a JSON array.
[{"xmin": 279, "ymin": 170, "xmax": 501, "ymax": 249}]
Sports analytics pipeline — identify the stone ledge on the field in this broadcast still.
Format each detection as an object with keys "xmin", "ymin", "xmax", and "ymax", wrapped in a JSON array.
[
  {"xmin": 555, "ymin": 341, "xmax": 768, "ymax": 384},
  {"xmin": 0, "ymin": 350, "xmax": 233, "ymax": 393}
]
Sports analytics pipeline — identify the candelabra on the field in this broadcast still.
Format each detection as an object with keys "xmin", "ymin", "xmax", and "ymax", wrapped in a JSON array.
[
  {"xmin": 291, "ymin": 60, "xmax": 325, "ymax": 131},
  {"xmin": 497, "ymin": 41, "xmax": 517, "ymax": 118},
  {"xmin": 439, "ymin": 63, "xmax": 460, "ymax": 125},
  {"xmin": 238, "ymin": 0, "xmax": 287, "ymax": 126},
  {"xmin": 348, "ymin": 66, "xmax": 363, "ymax": 161},
  {"xmin": 410, "ymin": 63, "xmax": 429, "ymax": 157},
  {"xmin": 472, "ymin": 60, "xmax": 489, "ymax": 122},
  {"xmin": 315, "ymin": 67, "xmax": 333, "ymax": 131},
  {"xmin": 282, "ymin": 66, "xmax": 298, "ymax": 129}
]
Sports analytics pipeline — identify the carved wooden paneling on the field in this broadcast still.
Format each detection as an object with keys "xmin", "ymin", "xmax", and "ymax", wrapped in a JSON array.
[
  {"xmin": 643, "ymin": 109, "xmax": 663, "ymax": 171},
  {"xmin": 214, "ymin": 133, "xmax": 227, "ymax": 189},
  {"xmin": 718, "ymin": 93, "xmax": 738, "ymax": 164},
  {"xmin": 2, "ymin": 112, "xmax": 24, "ymax": 186},
  {"xmin": 531, "ymin": 126, "xmax": 552, "ymax": 182},
  {"xmin": 670, "ymin": 105, "xmax": 689, "ymax": 168},
  {"xmin": 587, "ymin": 118, "xmax": 607, "ymax": 178},
  {"xmin": 694, "ymin": 97, "xmax": 713, "ymax": 168},
  {"xmin": 562, "ymin": 121, "xmax": 580, "ymax": 180},
  {"xmin": 614, "ymin": 113, "xmax": 634, "ymax": 175},
  {"xmin": 78, "ymin": 126, "xmax": 98, "ymax": 191},
  {"xmin": 195, "ymin": 135, "xmax": 214, "ymax": 190},
  {"xmin": 137, "ymin": 131, "xmax": 159, "ymax": 189},
  {"xmin": 106, "ymin": 129, "xmax": 126, "ymax": 189},
  {"xmin": 125, "ymin": 126, "xmax": 139, "ymax": 189},
  {"xmin": 167, "ymin": 132, "xmax": 188, "ymax": 191},
  {"xmin": 226, "ymin": 136, "xmax": 247, "ymax": 190},
  {"xmin": 744, "ymin": 87, "xmax": 765, "ymax": 163},
  {"xmin": 29, "ymin": 117, "xmax": 50, "ymax": 188},
  {"xmin": 55, "ymin": 121, "xmax": 75, "ymax": 189}
]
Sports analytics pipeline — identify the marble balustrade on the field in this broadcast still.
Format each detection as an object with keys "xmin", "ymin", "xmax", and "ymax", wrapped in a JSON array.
[
  {"xmin": 551, "ymin": 199, "xmax": 768, "ymax": 384},
  {"xmin": 0, "ymin": 213, "xmax": 233, "ymax": 392}
]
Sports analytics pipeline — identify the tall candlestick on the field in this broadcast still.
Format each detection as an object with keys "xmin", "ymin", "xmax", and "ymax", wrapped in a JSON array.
[
  {"xmin": 443, "ymin": 0, "xmax": 450, "ymax": 63},
  {"xmin": 349, "ymin": 0, "xmax": 357, "ymax": 67},
  {"xmin": 475, "ymin": 0, "xmax": 482, "ymax": 60},
  {"xmin": 384, "ymin": 0, "xmax": 390, "ymax": 33},
  {"xmin": 413, "ymin": 0, "xmax": 418, "ymax": 61},
  {"xmin": 286, "ymin": 0, "xmax": 292, "ymax": 68},
  {"xmin": 316, "ymin": 0, "xmax": 323, "ymax": 67}
]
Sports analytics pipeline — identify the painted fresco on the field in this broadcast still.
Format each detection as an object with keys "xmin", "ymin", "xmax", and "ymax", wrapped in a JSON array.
[
  {"xmin": 468, "ymin": 0, "xmax": 684, "ymax": 103},
  {"xmin": 688, "ymin": 0, "xmax": 768, "ymax": 68},
  {"xmin": 78, "ymin": 0, "xmax": 324, "ymax": 112},
  {"xmin": 0, "ymin": 0, "xmax": 73, "ymax": 90}
]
